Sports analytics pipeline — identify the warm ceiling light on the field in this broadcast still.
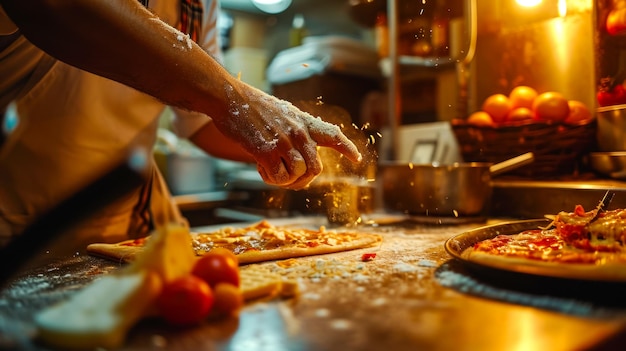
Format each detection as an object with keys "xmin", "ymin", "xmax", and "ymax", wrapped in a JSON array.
[
  {"xmin": 558, "ymin": 0, "xmax": 567, "ymax": 17},
  {"xmin": 251, "ymin": 0, "xmax": 292, "ymax": 13},
  {"xmin": 516, "ymin": 0, "xmax": 542, "ymax": 6}
]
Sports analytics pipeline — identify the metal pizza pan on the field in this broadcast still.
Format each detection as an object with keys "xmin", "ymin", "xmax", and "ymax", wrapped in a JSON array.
[{"xmin": 444, "ymin": 219, "xmax": 626, "ymax": 284}]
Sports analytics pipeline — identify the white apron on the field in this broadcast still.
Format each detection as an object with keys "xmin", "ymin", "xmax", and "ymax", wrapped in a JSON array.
[
  {"xmin": 0, "ymin": 0, "xmax": 218, "ymax": 250},
  {"xmin": 0, "ymin": 58, "xmax": 184, "ymax": 250}
]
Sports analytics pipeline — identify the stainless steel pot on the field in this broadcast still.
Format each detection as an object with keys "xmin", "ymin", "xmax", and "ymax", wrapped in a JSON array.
[
  {"xmin": 589, "ymin": 151, "xmax": 626, "ymax": 179},
  {"xmin": 379, "ymin": 152, "xmax": 534, "ymax": 217},
  {"xmin": 597, "ymin": 104, "xmax": 626, "ymax": 151}
]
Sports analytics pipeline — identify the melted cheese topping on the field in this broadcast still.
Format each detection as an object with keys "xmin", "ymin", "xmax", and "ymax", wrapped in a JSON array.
[
  {"xmin": 556, "ymin": 208, "xmax": 626, "ymax": 251},
  {"xmin": 472, "ymin": 228, "xmax": 626, "ymax": 265},
  {"xmin": 191, "ymin": 220, "xmax": 359, "ymax": 255}
]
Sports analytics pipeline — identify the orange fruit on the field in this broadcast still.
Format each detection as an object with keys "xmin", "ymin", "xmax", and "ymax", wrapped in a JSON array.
[
  {"xmin": 506, "ymin": 107, "xmax": 534, "ymax": 123},
  {"xmin": 509, "ymin": 86, "xmax": 538, "ymax": 110},
  {"xmin": 211, "ymin": 283, "xmax": 244, "ymax": 317},
  {"xmin": 482, "ymin": 94, "xmax": 512, "ymax": 123},
  {"xmin": 467, "ymin": 111, "xmax": 494, "ymax": 127},
  {"xmin": 564, "ymin": 100, "xmax": 592, "ymax": 124},
  {"xmin": 532, "ymin": 92, "xmax": 570, "ymax": 123}
]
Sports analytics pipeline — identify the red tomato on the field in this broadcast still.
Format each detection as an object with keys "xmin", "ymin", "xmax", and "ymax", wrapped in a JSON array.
[
  {"xmin": 361, "ymin": 253, "xmax": 377, "ymax": 261},
  {"xmin": 607, "ymin": 9, "xmax": 626, "ymax": 35},
  {"xmin": 597, "ymin": 91, "xmax": 615, "ymax": 107},
  {"xmin": 192, "ymin": 248, "xmax": 240, "ymax": 288},
  {"xmin": 157, "ymin": 275, "xmax": 214, "ymax": 326},
  {"xmin": 597, "ymin": 85, "xmax": 626, "ymax": 107}
]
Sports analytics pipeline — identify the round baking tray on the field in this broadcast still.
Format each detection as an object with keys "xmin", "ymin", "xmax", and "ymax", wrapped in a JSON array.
[{"xmin": 445, "ymin": 219, "xmax": 626, "ymax": 283}]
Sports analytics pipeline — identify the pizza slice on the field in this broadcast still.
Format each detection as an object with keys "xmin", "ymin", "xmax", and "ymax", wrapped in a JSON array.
[
  {"xmin": 551, "ymin": 204, "xmax": 626, "ymax": 252},
  {"xmin": 462, "ymin": 203, "xmax": 626, "ymax": 274},
  {"xmin": 87, "ymin": 220, "xmax": 383, "ymax": 265}
]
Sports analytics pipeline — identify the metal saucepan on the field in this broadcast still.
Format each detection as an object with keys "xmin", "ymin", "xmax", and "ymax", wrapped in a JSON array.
[
  {"xmin": 379, "ymin": 152, "xmax": 534, "ymax": 217},
  {"xmin": 588, "ymin": 151, "xmax": 626, "ymax": 179}
]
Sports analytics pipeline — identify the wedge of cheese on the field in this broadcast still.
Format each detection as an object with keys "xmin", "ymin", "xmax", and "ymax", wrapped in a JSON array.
[
  {"xmin": 35, "ymin": 271, "xmax": 161, "ymax": 349},
  {"xmin": 126, "ymin": 223, "xmax": 196, "ymax": 282},
  {"xmin": 35, "ymin": 223, "xmax": 196, "ymax": 349}
]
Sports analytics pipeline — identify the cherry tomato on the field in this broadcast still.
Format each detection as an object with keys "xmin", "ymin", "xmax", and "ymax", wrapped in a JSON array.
[
  {"xmin": 211, "ymin": 283, "xmax": 244, "ymax": 317},
  {"xmin": 597, "ymin": 90, "xmax": 620, "ymax": 107},
  {"xmin": 574, "ymin": 204, "xmax": 587, "ymax": 217},
  {"xmin": 361, "ymin": 253, "xmax": 377, "ymax": 261},
  {"xmin": 192, "ymin": 248, "xmax": 240, "ymax": 288},
  {"xmin": 607, "ymin": 9, "xmax": 626, "ymax": 36},
  {"xmin": 598, "ymin": 85, "xmax": 626, "ymax": 107},
  {"xmin": 156, "ymin": 275, "xmax": 214, "ymax": 326}
]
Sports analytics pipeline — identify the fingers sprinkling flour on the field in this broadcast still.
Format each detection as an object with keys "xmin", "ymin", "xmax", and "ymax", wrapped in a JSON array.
[{"xmin": 216, "ymin": 81, "xmax": 361, "ymax": 189}]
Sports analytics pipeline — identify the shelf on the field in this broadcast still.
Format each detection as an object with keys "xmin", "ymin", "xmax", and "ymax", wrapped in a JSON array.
[{"xmin": 379, "ymin": 56, "xmax": 457, "ymax": 78}]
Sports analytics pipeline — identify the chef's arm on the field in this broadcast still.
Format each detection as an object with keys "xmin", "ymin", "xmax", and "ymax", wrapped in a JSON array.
[
  {"xmin": 0, "ymin": 0, "xmax": 230, "ymax": 117},
  {"xmin": 188, "ymin": 121, "xmax": 256, "ymax": 164},
  {"xmin": 1, "ymin": 0, "xmax": 362, "ymax": 189},
  {"xmin": 169, "ymin": 108, "xmax": 255, "ymax": 163}
]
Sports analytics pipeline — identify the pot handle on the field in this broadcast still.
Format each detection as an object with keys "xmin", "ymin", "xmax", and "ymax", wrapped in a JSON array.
[{"xmin": 489, "ymin": 152, "xmax": 535, "ymax": 176}]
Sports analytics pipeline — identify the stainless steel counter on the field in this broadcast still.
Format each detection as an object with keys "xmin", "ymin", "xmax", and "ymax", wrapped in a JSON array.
[
  {"xmin": 492, "ymin": 178, "xmax": 626, "ymax": 218},
  {"xmin": 173, "ymin": 179, "xmax": 626, "ymax": 225},
  {"xmin": 2, "ymin": 215, "xmax": 626, "ymax": 351}
]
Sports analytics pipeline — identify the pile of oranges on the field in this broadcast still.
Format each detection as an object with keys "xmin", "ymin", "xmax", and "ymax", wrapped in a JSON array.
[{"xmin": 467, "ymin": 86, "xmax": 593, "ymax": 127}]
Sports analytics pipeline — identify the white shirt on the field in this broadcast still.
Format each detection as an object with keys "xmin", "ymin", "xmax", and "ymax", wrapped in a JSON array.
[{"xmin": 0, "ymin": 0, "xmax": 220, "ymax": 248}]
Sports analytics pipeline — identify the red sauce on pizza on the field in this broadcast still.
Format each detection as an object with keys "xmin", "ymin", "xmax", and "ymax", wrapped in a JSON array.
[
  {"xmin": 469, "ymin": 205, "xmax": 626, "ymax": 265},
  {"xmin": 120, "ymin": 237, "xmax": 148, "ymax": 247}
]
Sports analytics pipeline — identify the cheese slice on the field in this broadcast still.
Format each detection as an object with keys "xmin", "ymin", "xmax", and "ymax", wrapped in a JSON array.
[
  {"xmin": 126, "ymin": 223, "xmax": 196, "ymax": 282},
  {"xmin": 35, "ymin": 271, "xmax": 161, "ymax": 350},
  {"xmin": 35, "ymin": 223, "xmax": 196, "ymax": 349}
]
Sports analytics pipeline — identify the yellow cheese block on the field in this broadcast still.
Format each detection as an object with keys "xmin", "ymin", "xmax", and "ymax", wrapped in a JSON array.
[
  {"xmin": 35, "ymin": 271, "xmax": 161, "ymax": 349},
  {"xmin": 35, "ymin": 223, "xmax": 196, "ymax": 349},
  {"xmin": 125, "ymin": 223, "xmax": 196, "ymax": 282}
]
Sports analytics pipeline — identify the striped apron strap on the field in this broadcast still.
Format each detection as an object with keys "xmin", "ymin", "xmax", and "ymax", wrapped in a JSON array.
[
  {"xmin": 179, "ymin": 0, "xmax": 204, "ymax": 43},
  {"xmin": 137, "ymin": 0, "xmax": 204, "ymax": 44}
]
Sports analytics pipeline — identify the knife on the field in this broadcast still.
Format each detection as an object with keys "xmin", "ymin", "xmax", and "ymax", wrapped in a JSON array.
[{"xmin": 589, "ymin": 190, "xmax": 616, "ymax": 224}]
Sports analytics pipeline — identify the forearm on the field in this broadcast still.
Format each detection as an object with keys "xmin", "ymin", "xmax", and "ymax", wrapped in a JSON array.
[
  {"xmin": 1, "ymin": 0, "xmax": 363, "ymax": 190},
  {"xmin": 1, "ymin": 0, "xmax": 233, "ymax": 117},
  {"xmin": 189, "ymin": 121, "xmax": 255, "ymax": 163}
]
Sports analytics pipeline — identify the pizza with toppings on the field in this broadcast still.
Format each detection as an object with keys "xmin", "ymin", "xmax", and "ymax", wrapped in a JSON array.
[
  {"xmin": 460, "ymin": 204, "xmax": 626, "ymax": 280},
  {"xmin": 87, "ymin": 220, "xmax": 383, "ymax": 265}
]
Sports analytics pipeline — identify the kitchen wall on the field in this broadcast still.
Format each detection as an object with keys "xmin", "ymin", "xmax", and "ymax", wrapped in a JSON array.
[
  {"xmin": 221, "ymin": 0, "xmax": 463, "ymax": 127},
  {"xmin": 222, "ymin": 0, "xmax": 375, "ymax": 90},
  {"xmin": 468, "ymin": 0, "xmax": 596, "ymax": 113},
  {"xmin": 224, "ymin": 0, "xmax": 372, "ymax": 58}
]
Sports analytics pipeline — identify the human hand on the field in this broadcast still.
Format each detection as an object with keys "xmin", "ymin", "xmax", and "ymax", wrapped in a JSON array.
[{"xmin": 216, "ymin": 82, "xmax": 362, "ymax": 190}]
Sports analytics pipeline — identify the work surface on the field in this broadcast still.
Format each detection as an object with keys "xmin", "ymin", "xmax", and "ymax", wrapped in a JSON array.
[{"xmin": 2, "ymin": 215, "xmax": 626, "ymax": 351}]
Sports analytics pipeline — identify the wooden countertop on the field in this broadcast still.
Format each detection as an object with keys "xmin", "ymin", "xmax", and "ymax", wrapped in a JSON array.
[{"xmin": 2, "ymin": 216, "xmax": 626, "ymax": 351}]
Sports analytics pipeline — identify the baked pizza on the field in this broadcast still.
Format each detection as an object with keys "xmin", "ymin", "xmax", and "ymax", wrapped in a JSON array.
[
  {"xmin": 88, "ymin": 220, "xmax": 383, "ymax": 265},
  {"xmin": 461, "ymin": 204, "xmax": 626, "ymax": 280}
]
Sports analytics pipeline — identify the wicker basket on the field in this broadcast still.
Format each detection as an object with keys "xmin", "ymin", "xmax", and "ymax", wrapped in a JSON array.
[{"xmin": 451, "ymin": 119, "xmax": 597, "ymax": 178}]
